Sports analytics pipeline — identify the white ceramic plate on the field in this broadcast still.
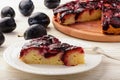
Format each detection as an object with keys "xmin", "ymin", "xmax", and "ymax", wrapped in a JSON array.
[{"xmin": 3, "ymin": 39, "xmax": 102, "ymax": 75}]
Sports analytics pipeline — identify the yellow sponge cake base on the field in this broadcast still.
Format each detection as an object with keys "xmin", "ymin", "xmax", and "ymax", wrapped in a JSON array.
[{"xmin": 20, "ymin": 48, "xmax": 84, "ymax": 66}]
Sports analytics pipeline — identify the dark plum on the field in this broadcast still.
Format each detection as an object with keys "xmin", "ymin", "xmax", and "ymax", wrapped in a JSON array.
[
  {"xmin": 0, "ymin": 32, "xmax": 5, "ymax": 46},
  {"xmin": 110, "ymin": 17, "xmax": 120, "ymax": 28},
  {"xmin": 44, "ymin": 0, "xmax": 61, "ymax": 9},
  {"xmin": 0, "ymin": 17, "xmax": 16, "ymax": 33},
  {"xmin": 1, "ymin": 6, "xmax": 15, "ymax": 18},
  {"xmin": 19, "ymin": 0, "xmax": 34, "ymax": 16},
  {"xmin": 28, "ymin": 12, "xmax": 50, "ymax": 28},
  {"xmin": 24, "ymin": 24, "xmax": 47, "ymax": 40}
]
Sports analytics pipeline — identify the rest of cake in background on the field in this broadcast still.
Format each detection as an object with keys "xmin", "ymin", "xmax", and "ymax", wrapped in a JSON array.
[
  {"xmin": 20, "ymin": 35, "xmax": 85, "ymax": 66},
  {"xmin": 53, "ymin": 0, "xmax": 120, "ymax": 35}
]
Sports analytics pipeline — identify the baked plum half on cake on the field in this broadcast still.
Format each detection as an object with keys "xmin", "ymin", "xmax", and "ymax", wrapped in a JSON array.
[
  {"xmin": 20, "ymin": 35, "xmax": 85, "ymax": 66},
  {"xmin": 53, "ymin": 0, "xmax": 120, "ymax": 35}
]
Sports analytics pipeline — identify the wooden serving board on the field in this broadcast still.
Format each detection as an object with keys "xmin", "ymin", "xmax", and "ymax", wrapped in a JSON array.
[{"xmin": 53, "ymin": 18, "xmax": 120, "ymax": 42}]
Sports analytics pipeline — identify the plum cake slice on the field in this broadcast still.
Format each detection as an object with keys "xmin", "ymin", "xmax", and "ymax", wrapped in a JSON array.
[{"xmin": 20, "ymin": 35, "xmax": 85, "ymax": 66}]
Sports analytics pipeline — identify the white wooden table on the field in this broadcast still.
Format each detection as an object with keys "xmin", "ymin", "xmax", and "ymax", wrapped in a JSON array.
[{"xmin": 0, "ymin": 0, "xmax": 120, "ymax": 80}]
